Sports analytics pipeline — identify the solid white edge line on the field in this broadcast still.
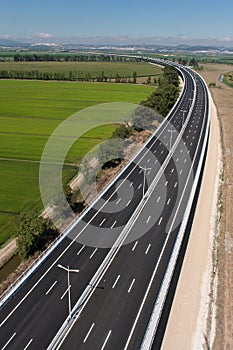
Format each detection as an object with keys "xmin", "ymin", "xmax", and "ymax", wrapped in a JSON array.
[
  {"xmin": 48, "ymin": 62, "xmax": 194, "ymax": 350},
  {"xmin": 0, "ymin": 59, "xmax": 186, "ymax": 312},
  {"xmin": 124, "ymin": 65, "xmax": 200, "ymax": 350},
  {"xmin": 140, "ymin": 65, "xmax": 210, "ymax": 350},
  {"xmin": 0, "ymin": 58, "xmax": 187, "ymax": 349}
]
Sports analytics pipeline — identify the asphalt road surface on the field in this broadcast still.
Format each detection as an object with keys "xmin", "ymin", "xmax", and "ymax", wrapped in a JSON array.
[{"xmin": 0, "ymin": 59, "xmax": 209, "ymax": 350}]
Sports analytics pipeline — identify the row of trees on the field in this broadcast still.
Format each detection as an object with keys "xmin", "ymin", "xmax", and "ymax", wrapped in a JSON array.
[
  {"xmin": 93, "ymin": 67, "xmax": 179, "ymax": 169},
  {"xmin": 88, "ymin": 66, "xmax": 179, "ymax": 169},
  {"xmin": 15, "ymin": 65, "xmax": 179, "ymax": 261},
  {"xmin": 13, "ymin": 53, "xmax": 143, "ymax": 63},
  {"xmin": 141, "ymin": 65, "xmax": 180, "ymax": 117},
  {"xmin": 0, "ymin": 69, "xmax": 138, "ymax": 83},
  {"xmin": 177, "ymin": 57, "xmax": 200, "ymax": 67}
]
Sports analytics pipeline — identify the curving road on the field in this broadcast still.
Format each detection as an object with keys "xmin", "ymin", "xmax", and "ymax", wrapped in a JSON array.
[{"xmin": 0, "ymin": 59, "xmax": 210, "ymax": 350}]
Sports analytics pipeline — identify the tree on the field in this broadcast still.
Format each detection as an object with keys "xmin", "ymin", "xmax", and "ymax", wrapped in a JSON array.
[
  {"xmin": 112, "ymin": 124, "xmax": 132, "ymax": 139},
  {"xmin": 131, "ymin": 105, "xmax": 162, "ymax": 131},
  {"xmin": 147, "ymin": 76, "xmax": 151, "ymax": 84},
  {"xmin": 133, "ymin": 71, "xmax": 137, "ymax": 84},
  {"xmin": 140, "ymin": 65, "xmax": 180, "ymax": 117},
  {"xmin": 163, "ymin": 66, "xmax": 179, "ymax": 87},
  {"xmin": 16, "ymin": 211, "xmax": 56, "ymax": 260},
  {"xmin": 97, "ymin": 139, "xmax": 124, "ymax": 168},
  {"xmin": 189, "ymin": 58, "xmax": 199, "ymax": 67}
]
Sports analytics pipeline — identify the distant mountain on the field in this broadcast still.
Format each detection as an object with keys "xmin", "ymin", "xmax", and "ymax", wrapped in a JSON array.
[
  {"xmin": 0, "ymin": 38, "xmax": 29, "ymax": 47},
  {"xmin": 0, "ymin": 37, "xmax": 233, "ymax": 54}
]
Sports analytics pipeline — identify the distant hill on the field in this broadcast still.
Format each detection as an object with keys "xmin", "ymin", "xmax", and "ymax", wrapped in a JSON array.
[
  {"xmin": 0, "ymin": 38, "xmax": 232, "ymax": 54},
  {"xmin": 0, "ymin": 38, "xmax": 29, "ymax": 47}
]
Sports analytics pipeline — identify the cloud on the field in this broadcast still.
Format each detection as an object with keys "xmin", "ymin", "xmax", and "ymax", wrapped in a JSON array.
[
  {"xmin": 34, "ymin": 32, "xmax": 54, "ymax": 39},
  {"xmin": 0, "ymin": 34, "xmax": 13, "ymax": 39},
  {"xmin": 2, "ymin": 32, "xmax": 233, "ymax": 48},
  {"xmin": 219, "ymin": 36, "xmax": 233, "ymax": 42}
]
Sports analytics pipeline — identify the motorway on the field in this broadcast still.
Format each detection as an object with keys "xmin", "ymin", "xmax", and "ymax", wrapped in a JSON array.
[{"xmin": 0, "ymin": 59, "xmax": 210, "ymax": 350}]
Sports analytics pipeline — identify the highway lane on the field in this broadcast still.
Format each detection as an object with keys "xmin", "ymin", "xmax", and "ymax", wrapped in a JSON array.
[
  {"xmin": 59, "ymin": 67, "xmax": 209, "ymax": 349},
  {"xmin": 0, "ymin": 62, "xmax": 206, "ymax": 350}
]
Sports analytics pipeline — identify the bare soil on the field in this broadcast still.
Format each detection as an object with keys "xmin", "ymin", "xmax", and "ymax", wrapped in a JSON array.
[
  {"xmin": 162, "ymin": 83, "xmax": 220, "ymax": 350},
  {"xmin": 0, "ymin": 239, "xmax": 17, "ymax": 268},
  {"xmin": 200, "ymin": 64, "xmax": 233, "ymax": 350},
  {"xmin": 163, "ymin": 63, "xmax": 233, "ymax": 350}
]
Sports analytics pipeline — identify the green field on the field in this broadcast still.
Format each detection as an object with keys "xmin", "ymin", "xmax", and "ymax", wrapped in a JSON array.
[
  {"xmin": 0, "ymin": 61, "xmax": 162, "ymax": 78},
  {"xmin": 0, "ymin": 79, "xmax": 154, "ymax": 246}
]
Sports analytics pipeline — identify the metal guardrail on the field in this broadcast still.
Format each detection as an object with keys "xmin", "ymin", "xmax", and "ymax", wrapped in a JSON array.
[
  {"xmin": 0, "ymin": 61, "xmax": 186, "ymax": 308},
  {"xmin": 0, "ymin": 58, "xmax": 209, "ymax": 350},
  {"xmin": 47, "ymin": 67, "xmax": 196, "ymax": 349},
  {"xmin": 140, "ymin": 65, "xmax": 211, "ymax": 349}
]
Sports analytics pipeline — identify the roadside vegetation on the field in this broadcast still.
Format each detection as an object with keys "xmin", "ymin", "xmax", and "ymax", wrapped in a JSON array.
[
  {"xmin": 0, "ymin": 61, "xmax": 162, "ymax": 83},
  {"xmin": 0, "ymin": 61, "xmax": 180, "ymax": 291},
  {"xmin": 65, "ymin": 65, "xmax": 179, "ymax": 213},
  {"xmin": 0, "ymin": 80, "xmax": 154, "ymax": 248},
  {"xmin": 223, "ymin": 71, "xmax": 233, "ymax": 87},
  {"xmin": 16, "ymin": 211, "xmax": 58, "ymax": 260}
]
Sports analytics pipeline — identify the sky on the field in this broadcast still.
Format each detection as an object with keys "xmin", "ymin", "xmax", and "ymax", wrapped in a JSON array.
[{"xmin": 0, "ymin": 0, "xmax": 232, "ymax": 45}]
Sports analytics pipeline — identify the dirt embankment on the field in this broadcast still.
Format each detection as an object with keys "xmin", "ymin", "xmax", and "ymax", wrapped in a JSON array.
[
  {"xmin": 200, "ymin": 64, "xmax": 233, "ymax": 350},
  {"xmin": 163, "ymin": 63, "xmax": 233, "ymax": 350},
  {"xmin": 162, "ymin": 73, "xmax": 221, "ymax": 350},
  {"xmin": 0, "ymin": 239, "xmax": 17, "ymax": 268}
]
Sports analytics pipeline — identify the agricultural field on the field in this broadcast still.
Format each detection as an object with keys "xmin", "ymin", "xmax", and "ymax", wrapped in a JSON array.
[
  {"xmin": 0, "ymin": 79, "xmax": 155, "ymax": 246},
  {"xmin": 0, "ymin": 61, "xmax": 162, "ymax": 78}
]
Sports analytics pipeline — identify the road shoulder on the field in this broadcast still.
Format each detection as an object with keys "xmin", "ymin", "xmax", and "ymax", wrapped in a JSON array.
[{"xmin": 162, "ymin": 93, "xmax": 220, "ymax": 349}]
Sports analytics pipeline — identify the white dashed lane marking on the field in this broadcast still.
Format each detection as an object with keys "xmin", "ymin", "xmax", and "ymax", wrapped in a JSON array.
[
  {"xmin": 99, "ymin": 218, "xmax": 106, "ymax": 227},
  {"xmin": 128, "ymin": 279, "xmax": 136, "ymax": 293},
  {"xmin": 46, "ymin": 281, "xmax": 57, "ymax": 295},
  {"xmin": 77, "ymin": 245, "xmax": 85, "ymax": 255},
  {"xmin": 145, "ymin": 244, "xmax": 151, "ymax": 255},
  {"xmin": 132, "ymin": 241, "xmax": 138, "ymax": 251},
  {"xmin": 112, "ymin": 275, "xmax": 121, "ymax": 289},
  {"xmin": 83, "ymin": 323, "xmax": 95, "ymax": 343}
]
